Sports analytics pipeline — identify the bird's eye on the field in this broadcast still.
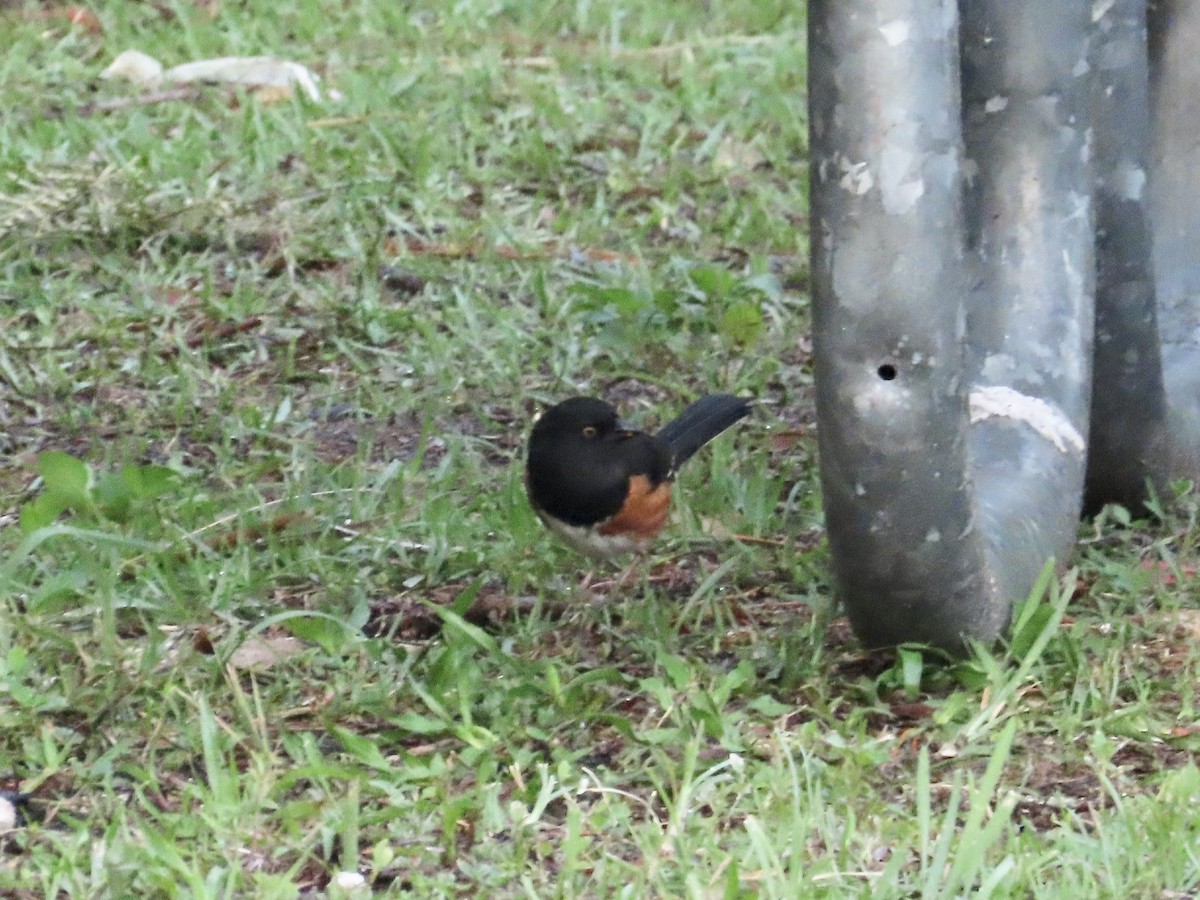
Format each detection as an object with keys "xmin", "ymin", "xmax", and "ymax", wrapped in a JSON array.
[{"xmin": 581, "ymin": 425, "xmax": 598, "ymax": 438}]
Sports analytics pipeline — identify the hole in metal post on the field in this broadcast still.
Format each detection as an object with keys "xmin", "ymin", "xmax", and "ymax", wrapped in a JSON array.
[{"xmin": 877, "ymin": 363, "xmax": 897, "ymax": 381}]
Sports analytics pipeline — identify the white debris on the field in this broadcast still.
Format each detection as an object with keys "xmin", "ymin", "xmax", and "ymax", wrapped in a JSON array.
[
  {"xmin": 331, "ymin": 871, "xmax": 368, "ymax": 892},
  {"xmin": 879, "ymin": 144, "xmax": 925, "ymax": 214},
  {"xmin": 102, "ymin": 50, "xmax": 164, "ymax": 86},
  {"xmin": 103, "ymin": 50, "xmax": 340, "ymax": 102}
]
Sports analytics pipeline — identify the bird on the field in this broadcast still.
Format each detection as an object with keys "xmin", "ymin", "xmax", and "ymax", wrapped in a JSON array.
[{"xmin": 525, "ymin": 394, "xmax": 751, "ymax": 561}]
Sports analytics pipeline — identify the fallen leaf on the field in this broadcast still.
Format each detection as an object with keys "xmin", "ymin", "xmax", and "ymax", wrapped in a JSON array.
[
  {"xmin": 1168, "ymin": 608, "xmax": 1200, "ymax": 639},
  {"xmin": 618, "ymin": 185, "xmax": 662, "ymax": 204},
  {"xmin": 64, "ymin": 6, "xmax": 103, "ymax": 33},
  {"xmin": 698, "ymin": 515, "xmax": 735, "ymax": 539},
  {"xmin": 193, "ymin": 628, "xmax": 215, "ymax": 655},
  {"xmin": 769, "ymin": 429, "xmax": 810, "ymax": 452},
  {"xmin": 378, "ymin": 266, "xmax": 428, "ymax": 296},
  {"xmin": 1141, "ymin": 559, "xmax": 1199, "ymax": 586},
  {"xmin": 201, "ymin": 511, "xmax": 312, "ymax": 552},
  {"xmin": 390, "ymin": 235, "xmax": 640, "ymax": 265},
  {"xmin": 890, "ymin": 701, "xmax": 935, "ymax": 721},
  {"xmin": 23, "ymin": 5, "xmax": 102, "ymax": 34},
  {"xmin": 253, "ymin": 83, "xmax": 297, "ymax": 105},
  {"xmin": 713, "ymin": 135, "xmax": 766, "ymax": 172},
  {"xmin": 229, "ymin": 635, "xmax": 305, "ymax": 671}
]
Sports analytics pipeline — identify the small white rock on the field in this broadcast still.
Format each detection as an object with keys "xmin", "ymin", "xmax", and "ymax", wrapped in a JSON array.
[
  {"xmin": 0, "ymin": 796, "xmax": 17, "ymax": 831},
  {"xmin": 331, "ymin": 871, "xmax": 367, "ymax": 891}
]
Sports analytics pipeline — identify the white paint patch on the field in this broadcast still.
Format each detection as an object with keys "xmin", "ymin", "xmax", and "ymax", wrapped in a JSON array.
[
  {"xmin": 968, "ymin": 385, "xmax": 1085, "ymax": 454},
  {"xmin": 1114, "ymin": 163, "xmax": 1146, "ymax": 201},
  {"xmin": 1063, "ymin": 247, "xmax": 1086, "ymax": 314},
  {"xmin": 1093, "ymin": 0, "xmax": 1116, "ymax": 22},
  {"xmin": 1065, "ymin": 190, "xmax": 1091, "ymax": 224},
  {"xmin": 837, "ymin": 155, "xmax": 874, "ymax": 196},
  {"xmin": 879, "ymin": 145, "xmax": 924, "ymax": 214},
  {"xmin": 879, "ymin": 20, "xmax": 910, "ymax": 46},
  {"xmin": 980, "ymin": 352, "xmax": 1019, "ymax": 383},
  {"xmin": 984, "ymin": 95, "xmax": 1009, "ymax": 114},
  {"xmin": 961, "ymin": 157, "xmax": 979, "ymax": 188}
]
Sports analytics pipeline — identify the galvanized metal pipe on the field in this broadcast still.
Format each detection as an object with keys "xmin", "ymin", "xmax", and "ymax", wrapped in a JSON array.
[
  {"xmin": 809, "ymin": 1, "xmax": 1094, "ymax": 649},
  {"xmin": 1147, "ymin": 0, "xmax": 1200, "ymax": 484},
  {"xmin": 810, "ymin": 0, "xmax": 995, "ymax": 650},
  {"xmin": 958, "ymin": 3, "xmax": 1094, "ymax": 620},
  {"xmin": 1086, "ymin": 0, "xmax": 1169, "ymax": 511}
]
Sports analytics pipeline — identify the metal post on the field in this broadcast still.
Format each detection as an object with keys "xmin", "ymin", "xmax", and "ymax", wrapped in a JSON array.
[
  {"xmin": 957, "ymin": 5, "xmax": 1094, "ymax": 616},
  {"xmin": 809, "ymin": 2, "xmax": 1094, "ymax": 650},
  {"xmin": 1145, "ymin": 0, "xmax": 1200, "ymax": 484},
  {"xmin": 1086, "ymin": 0, "xmax": 1169, "ymax": 511}
]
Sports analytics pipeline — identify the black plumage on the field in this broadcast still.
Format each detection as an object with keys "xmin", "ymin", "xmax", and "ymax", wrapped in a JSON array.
[{"xmin": 525, "ymin": 394, "xmax": 750, "ymax": 557}]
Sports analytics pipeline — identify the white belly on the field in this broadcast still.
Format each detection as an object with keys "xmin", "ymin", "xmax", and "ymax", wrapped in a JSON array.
[{"xmin": 538, "ymin": 513, "xmax": 647, "ymax": 560}]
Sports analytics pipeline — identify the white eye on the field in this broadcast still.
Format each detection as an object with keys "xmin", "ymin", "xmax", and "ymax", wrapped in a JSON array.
[{"xmin": 581, "ymin": 425, "xmax": 598, "ymax": 438}]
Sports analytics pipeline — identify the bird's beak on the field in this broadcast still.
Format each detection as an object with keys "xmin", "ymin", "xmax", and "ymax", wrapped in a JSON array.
[{"xmin": 616, "ymin": 418, "xmax": 636, "ymax": 434}]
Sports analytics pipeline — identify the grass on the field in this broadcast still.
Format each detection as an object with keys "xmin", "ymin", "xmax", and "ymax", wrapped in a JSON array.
[{"xmin": 1, "ymin": 1, "xmax": 1198, "ymax": 896}]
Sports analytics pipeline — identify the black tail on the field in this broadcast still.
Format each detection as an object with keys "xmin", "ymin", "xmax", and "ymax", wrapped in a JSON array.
[{"xmin": 656, "ymin": 394, "xmax": 751, "ymax": 470}]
